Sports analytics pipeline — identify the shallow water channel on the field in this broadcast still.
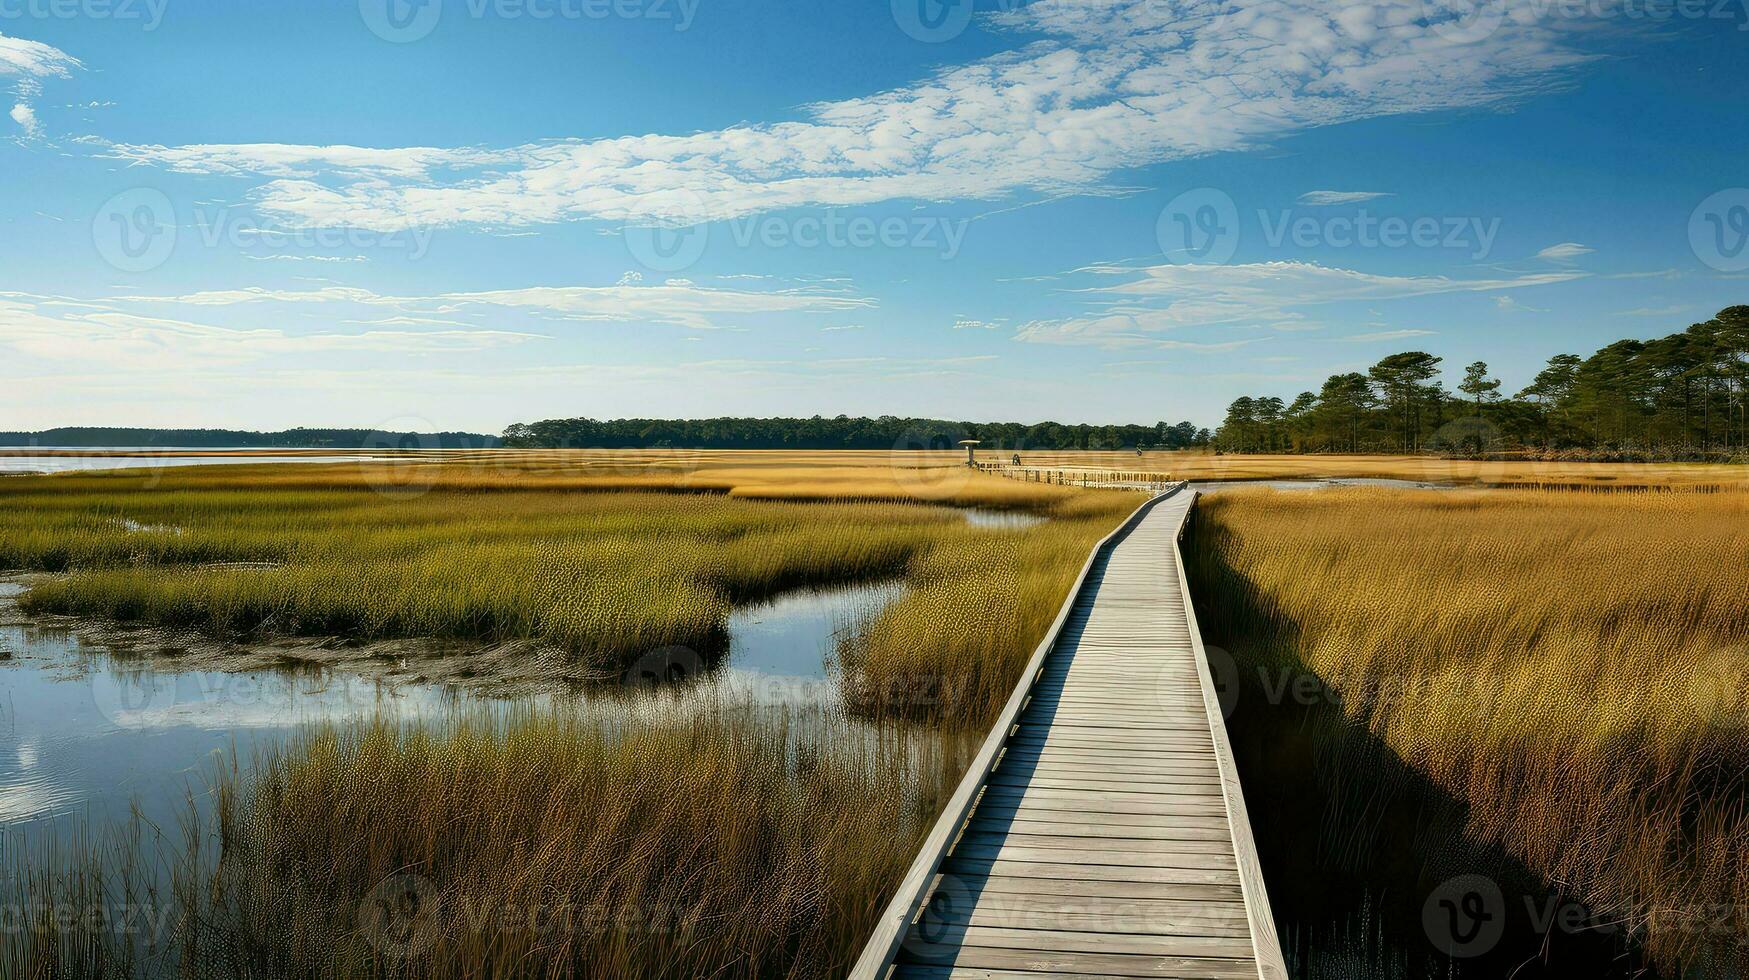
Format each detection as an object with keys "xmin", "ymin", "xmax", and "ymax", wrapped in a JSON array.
[{"xmin": 0, "ymin": 576, "xmax": 908, "ymax": 835}]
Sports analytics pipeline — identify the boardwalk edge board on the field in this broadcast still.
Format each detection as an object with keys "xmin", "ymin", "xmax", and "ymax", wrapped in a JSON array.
[
  {"xmin": 848, "ymin": 486, "xmax": 1290, "ymax": 980},
  {"xmin": 1174, "ymin": 492, "xmax": 1288, "ymax": 980}
]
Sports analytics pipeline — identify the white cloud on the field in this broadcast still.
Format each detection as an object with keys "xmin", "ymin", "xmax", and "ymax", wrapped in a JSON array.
[
  {"xmin": 1297, "ymin": 191, "xmax": 1392, "ymax": 206},
  {"xmin": 952, "ymin": 318, "xmax": 1005, "ymax": 330},
  {"xmin": 1014, "ymin": 260, "xmax": 1584, "ymax": 348},
  {"xmin": 1334, "ymin": 328, "xmax": 1436, "ymax": 342},
  {"xmin": 1536, "ymin": 242, "xmax": 1594, "ymax": 262},
  {"xmin": 433, "ymin": 284, "xmax": 872, "ymax": 331},
  {"xmin": 9, "ymin": 101, "xmax": 36, "ymax": 135},
  {"xmin": 1494, "ymin": 295, "xmax": 1546, "ymax": 313},
  {"xmin": 3, "ymin": 31, "xmax": 79, "ymax": 140},
  {"xmin": 1615, "ymin": 304, "xmax": 1690, "ymax": 318},
  {"xmin": 96, "ymin": 1, "xmax": 1596, "ymax": 232},
  {"xmin": 0, "ymin": 31, "xmax": 80, "ymax": 80},
  {"xmin": 106, "ymin": 279, "xmax": 871, "ymax": 331},
  {"xmin": 0, "ymin": 296, "xmax": 543, "ymax": 371}
]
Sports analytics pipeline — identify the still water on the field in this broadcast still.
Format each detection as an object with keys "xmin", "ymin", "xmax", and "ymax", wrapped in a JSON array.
[
  {"xmin": 0, "ymin": 454, "xmax": 377, "ymax": 474},
  {"xmin": 0, "ymin": 578, "xmax": 907, "ymax": 833}
]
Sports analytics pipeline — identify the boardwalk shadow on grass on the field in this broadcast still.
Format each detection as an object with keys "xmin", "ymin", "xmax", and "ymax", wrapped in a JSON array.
[{"xmin": 1185, "ymin": 532, "xmax": 1660, "ymax": 979}]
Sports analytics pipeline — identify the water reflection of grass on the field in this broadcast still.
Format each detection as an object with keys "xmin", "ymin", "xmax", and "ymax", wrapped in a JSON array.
[
  {"xmin": 4, "ymin": 703, "xmax": 976, "ymax": 980},
  {"xmin": 1188, "ymin": 486, "xmax": 1749, "ymax": 977}
]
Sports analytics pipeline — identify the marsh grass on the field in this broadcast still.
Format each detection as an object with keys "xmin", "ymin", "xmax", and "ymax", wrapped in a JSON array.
[
  {"xmin": 2, "ymin": 704, "xmax": 976, "ymax": 980},
  {"xmin": 1188, "ymin": 486, "xmax": 1749, "ymax": 974},
  {"xmin": 835, "ymin": 493, "xmax": 1140, "ymax": 727},
  {"xmin": 0, "ymin": 460, "xmax": 1130, "ymax": 684},
  {"xmin": 0, "ymin": 456, "xmax": 1131, "ymax": 979}
]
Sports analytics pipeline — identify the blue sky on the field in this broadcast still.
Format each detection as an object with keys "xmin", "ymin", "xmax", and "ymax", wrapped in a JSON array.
[{"xmin": 3, "ymin": 0, "xmax": 1746, "ymax": 434}]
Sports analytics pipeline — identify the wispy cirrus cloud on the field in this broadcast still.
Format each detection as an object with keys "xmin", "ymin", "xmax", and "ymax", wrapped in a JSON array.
[
  {"xmin": 1297, "ymin": 191, "xmax": 1393, "ymax": 206},
  {"xmin": 95, "ymin": 0, "xmax": 1596, "ymax": 231},
  {"xmin": 104, "ymin": 278, "xmax": 872, "ymax": 331},
  {"xmin": 1334, "ymin": 328, "xmax": 1437, "ymax": 342},
  {"xmin": 1013, "ymin": 260, "xmax": 1585, "ymax": 349},
  {"xmin": 1536, "ymin": 241, "xmax": 1594, "ymax": 262},
  {"xmin": 0, "ymin": 295, "xmax": 543, "ymax": 370}
]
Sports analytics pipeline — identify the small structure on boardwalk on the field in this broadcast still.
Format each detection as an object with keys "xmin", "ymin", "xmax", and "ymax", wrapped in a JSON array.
[{"xmin": 958, "ymin": 439, "xmax": 980, "ymax": 466}]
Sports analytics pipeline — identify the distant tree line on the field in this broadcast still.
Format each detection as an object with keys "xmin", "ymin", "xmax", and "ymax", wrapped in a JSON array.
[
  {"xmin": 502, "ymin": 416, "xmax": 1212, "ymax": 451},
  {"xmin": 1215, "ymin": 306, "xmax": 1749, "ymax": 457},
  {"xmin": 0, "ymin": 427, "xmax": 501, "ymax": 449}
]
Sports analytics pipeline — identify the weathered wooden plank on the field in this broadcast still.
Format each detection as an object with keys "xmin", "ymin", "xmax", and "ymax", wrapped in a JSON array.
[
  {"xmin": 957, "ymin": 831, "xmax": 1235, "ymax": 856},
  {"xmin": 916, "ymin": 895, "xmax": 1253, "ymax": 939},
  {"xmin": 899, "ymin": 924, "xmax": 1255, "ymax": 960},
  {"xmin": 940, "ymin": 857, "xmax": 1241, "ymax": 888},
  {"xmin": 946, "ymin": 841, "xmax": 1238, "ymax": 873},
  {"xmin": 902, "ymin": 959, "xmax": 1259, "ymax": 980},
  {"xmin": 944, "ymin": 873, "xmax": 1245, "ymax": 904}
]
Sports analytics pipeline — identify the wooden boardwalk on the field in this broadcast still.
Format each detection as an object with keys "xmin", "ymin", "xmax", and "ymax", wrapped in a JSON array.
[{"xmin": 852, "ymin": 488, "xmax": 1286, "ymax": 980}]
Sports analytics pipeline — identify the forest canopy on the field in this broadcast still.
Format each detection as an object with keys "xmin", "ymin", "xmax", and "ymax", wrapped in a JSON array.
[{"xmin": 1213, "ymin": 306, "xmax": 1749, "ymax": 456}]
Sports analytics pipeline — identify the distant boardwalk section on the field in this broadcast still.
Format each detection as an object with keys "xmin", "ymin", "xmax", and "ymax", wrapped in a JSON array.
[{"xmin": 853, "ymin": 487, "xmax": 1286, "ymax": 980}]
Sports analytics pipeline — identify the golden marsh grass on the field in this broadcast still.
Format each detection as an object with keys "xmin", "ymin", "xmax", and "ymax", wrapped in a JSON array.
[
  {"xmin": 1188, "ymin": 486, "xmax": 1749, "ymax": 972},
  {"xmin": 0, "ymin": 458, "xmax": 1134, "ymax": 689}
]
